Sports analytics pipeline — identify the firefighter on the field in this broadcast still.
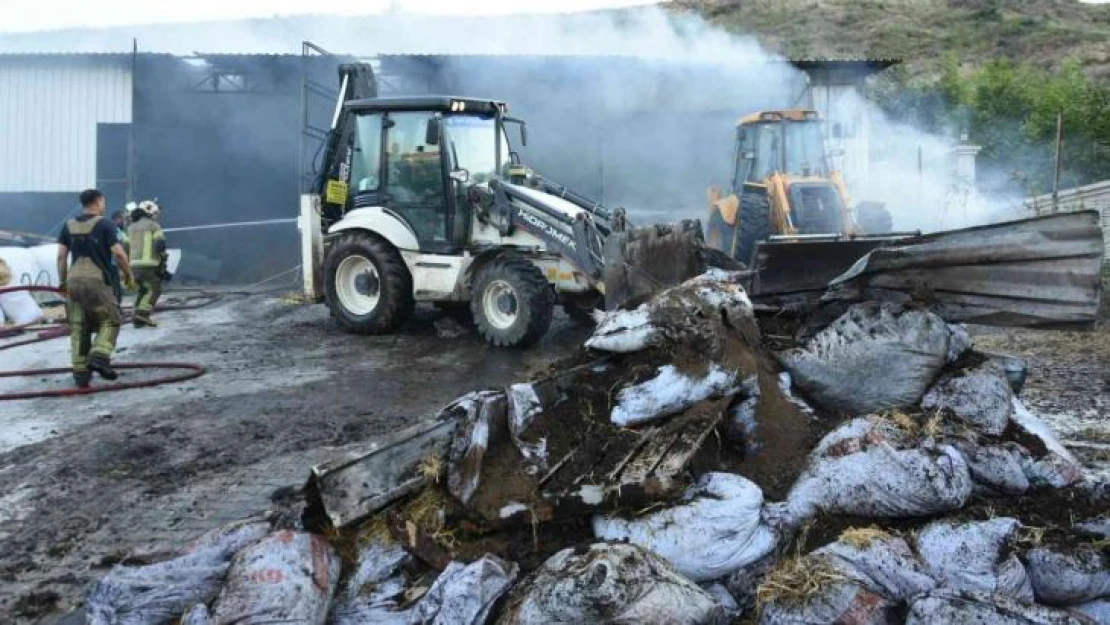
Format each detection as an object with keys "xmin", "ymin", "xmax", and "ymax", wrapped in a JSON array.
[
  {"xmin": 128, "ymin": 200, "xmax": 169, "ymax": 328},
  {"xmin": 109, "ymin": 208, "xmax": 131, "ymax": 303},
  {"xmin": 57, "ymin": 189, "xmax": 135, "ymax": 388}
]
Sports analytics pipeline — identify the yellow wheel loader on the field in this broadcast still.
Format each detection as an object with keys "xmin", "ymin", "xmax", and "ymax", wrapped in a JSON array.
[{"xmin": 706, "ymin": 109, "xmax": 903, "ymax": 297}]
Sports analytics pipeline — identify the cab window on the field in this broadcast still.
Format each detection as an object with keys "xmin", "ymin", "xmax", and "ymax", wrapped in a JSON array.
[{"xmin": 385, "ymin": 112, "xmax": 448, "ymax": 245}]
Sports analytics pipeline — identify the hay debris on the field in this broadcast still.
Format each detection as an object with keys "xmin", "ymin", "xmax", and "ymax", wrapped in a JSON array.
[
  {"xmin": 838, "ymin": 526, "xmax": 893, "ymax": 549},
  {"xmin": 756, "ymin": 555, "xmax": 847, "ymax": 608}
]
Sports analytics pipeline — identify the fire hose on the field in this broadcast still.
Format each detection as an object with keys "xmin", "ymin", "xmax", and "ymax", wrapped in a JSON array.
[
  {"xmin": 0, "ymin": 285, "xmax": 210, "ymax": 398},
  {"xmin": 0, "ymin": 363, "xmax": 206, "ymax": 401}
]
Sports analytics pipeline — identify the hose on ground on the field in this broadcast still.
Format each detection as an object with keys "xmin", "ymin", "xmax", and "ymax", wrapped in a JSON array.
[{"xmin": 0, "ymin": 363, "xmax": 206, "ymax": 401}]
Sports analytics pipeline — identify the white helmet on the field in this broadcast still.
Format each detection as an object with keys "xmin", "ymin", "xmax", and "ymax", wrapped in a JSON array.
[
  {"xmin": 125, "ymin": 201, "xmax": 138, "ymax": 212},
  {"xmin": 136, "ymin": 199, "xmax": 160, "ymax": 218}
]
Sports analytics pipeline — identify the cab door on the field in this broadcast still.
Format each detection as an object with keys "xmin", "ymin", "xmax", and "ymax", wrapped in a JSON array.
[{"xmin": 379, "ymin": 112, "xmax": 454, "ymax": 254}]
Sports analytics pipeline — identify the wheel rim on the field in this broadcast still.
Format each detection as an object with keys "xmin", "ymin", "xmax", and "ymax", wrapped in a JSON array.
[
  {"xmin": 336, "ymin": 255, "xmax": 381, "ymax": 316},
  {"xmin": 482, "ymin": 279, "xmax": 519, "ymax": 330}
]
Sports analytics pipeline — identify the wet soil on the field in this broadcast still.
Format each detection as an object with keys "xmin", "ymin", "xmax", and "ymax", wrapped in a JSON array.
[{"xmin": 0, "ymin": 294, "xmax": 587, "ymax": 623}]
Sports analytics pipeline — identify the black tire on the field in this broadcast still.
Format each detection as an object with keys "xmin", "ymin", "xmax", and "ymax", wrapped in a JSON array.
[
  {"xmin": 324, "ymin": 232, "xmax": 413, "ymax": 334},
  {"xmin": 857, "ymin": 202, "xmax": 894, "ymax": 234},
  {"xmin": 735, "ymin": 192, "xmax": 772, "ymax": 266},
  {"xmin": 471, "ymin": 256, "xmax": 555, "ymax": 347}
]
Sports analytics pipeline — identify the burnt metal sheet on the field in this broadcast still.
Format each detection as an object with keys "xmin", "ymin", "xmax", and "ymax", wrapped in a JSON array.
[
  {"xmin": 826, "ymin": 211, "xmax": 1105, "ymax": 326},
  {"xmin": 305, "ymin": 417, "xmax": 458, "ymax": 529}
]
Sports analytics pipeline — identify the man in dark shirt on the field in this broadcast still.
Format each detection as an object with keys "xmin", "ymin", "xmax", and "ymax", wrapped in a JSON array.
[{"xmin": 57, "ymin": 189, "xmax": 135, "ymax": 388}]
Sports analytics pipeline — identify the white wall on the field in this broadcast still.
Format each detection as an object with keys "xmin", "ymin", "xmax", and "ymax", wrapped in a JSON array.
[{"xmin": 0, "ymin": 55, "xmax": 132, "ymax": 192}]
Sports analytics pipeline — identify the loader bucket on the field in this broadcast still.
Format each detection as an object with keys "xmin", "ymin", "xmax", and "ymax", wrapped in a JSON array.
[
  {"xmin": 602, "ymin": 220, "xmax": 707, "ymax": 310},
  {"xmin": 748, "ymin": 237, "xmax": 907, "ymax": 297}
]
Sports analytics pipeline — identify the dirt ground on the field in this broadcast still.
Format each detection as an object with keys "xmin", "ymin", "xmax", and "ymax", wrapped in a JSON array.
[
  {"xmin": 972, "ymin": 320, "xmax": 1110, "ymax": 481},
  {"xmin": 0, "ymin": 293, "xmax": 587, "ymax": 623}
]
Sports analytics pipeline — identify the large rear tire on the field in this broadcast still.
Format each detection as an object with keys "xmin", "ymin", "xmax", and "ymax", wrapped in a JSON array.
[
  {"xmin": 324, "ymin": 232, "xmax": 413, "ymax": 335},
  {"xmin": 736, "ymin": 192, "xmax": 772, "ymax": 266},
  {"xmin": 471, "ymin": 256, "xmax": 555, "ymax": 348}
]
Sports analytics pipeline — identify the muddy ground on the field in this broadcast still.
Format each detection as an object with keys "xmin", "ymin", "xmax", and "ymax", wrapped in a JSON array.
[
  {"xmin": 1, "ymin": 291, "xmax": 1107, "ymax": 623},
  {"xmin": 0, "ymin": 293, "xmax": 587, "ymax": 623}
]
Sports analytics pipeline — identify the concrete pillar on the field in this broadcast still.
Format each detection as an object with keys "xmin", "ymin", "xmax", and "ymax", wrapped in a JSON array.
[{"xmin": 952, "ymin": 136, "xmax": 982, "ymax": 186}]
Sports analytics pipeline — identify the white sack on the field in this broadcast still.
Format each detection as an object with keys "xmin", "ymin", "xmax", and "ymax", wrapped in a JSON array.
[
  {"xmin": 445, "ymin": 390, "xmax": 507, "ymax": 505},
  {"xmin": 915, "ymin": 518, "xmax": 1034, "ymax": 601},
  {"xmin": 412, "ymin": 555, "xmax": 518, "ymax": 625},
  {"xmin": 782, "ymin": 439, "xmax": 971, "ymax": 522},
  {"xmin": 211, "ymin": 531, "xmax": 340, "ymax": 625},
  {"xmin": 330, "ymin": 542, "xmax": 413, "ymax": 625},
  {"xmin": 813, "ymin": 533, "xmax": 937, "ymax": 602},
  {"xmin": 777, "ymin": 303, "xmax": 951, "ymax": 415},
  {"xmin": 86, "ymin": 519, "xmax": 268, "ymax": 625},
  {"xmin": 906, "ymin": 588, "xmax": 1089, "ymax": 625},
  {"xmin": 183, "ymin": 604, "xmax": 213, "ymax": 625},
  {"xmin": 1071, "ymin": 599, "xmax": 1110, "ymax": 623},
  {"xmin": 759, "ymin": 580, "xmax": 898, "ymax": 625},
  {"xmin": 921, "ymin": 360, "xmax": 1014, "ymax": 435},
  {"xmin": 592, "ymin": 473, "xmax": 777, "ymax": 582},
  {"xmin": 610, "ymin": 364, "xmax": 739, "ymax": 427},
  {"xmin": 498, "ymin": 543, "xmax": 728, "ymax": 625},
  {"xmin": 1025, "ymin": 547, "xmax": 1110, "ymax": 606},
  {"xmin": 31, "ymin": 244, "xmax": 61, "ymax": 286},
  {"xmin": 959, "ymin": 442, "xmax": 1031, "ymax": 495},
  {"xmin": 586, "ymin": 305, "xmax": 657, "ymax": 353}
]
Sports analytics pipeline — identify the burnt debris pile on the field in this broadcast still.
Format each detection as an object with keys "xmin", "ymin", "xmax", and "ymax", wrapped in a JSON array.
[{"xmin": 86, "ymin": 270, "xmax": 1109, "ymax": 624}]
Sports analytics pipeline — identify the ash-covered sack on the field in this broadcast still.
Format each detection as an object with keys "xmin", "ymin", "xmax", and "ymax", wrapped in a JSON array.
[
  {"xmin": 1010, "ymin": 399, "xmax": 1086, "ymax": 488},
  {"xmin": 183, "ymin": 604, "xmax": 212, "ymax": 625},
  {"xmin": 592, "ymin": 473, "xmax": 776, "ymax": 582},
  {"xmin": 778, "ymin": 303, "xmax": 951, "ymax": 415},
  {"xmin": 758, "ymin": 577, "xmax": 897, "ymax": 625},
  {"xmin": 775, "ymin": 418, "xmax": 971, "ymax": 524},
  {"xmin": 812, "ymin": 530, "xmax": 937, "ymax": 603},
  {"xmin": 610, "ymin": 364, "xmax": 739, "ymax": 427},
  {"xmin": 1025, "ymin": 546, "xmax": 1110, "ymax": 606},
  {"xmin": 956, "ymin": 441, "xmax": 1031, "ymax": 495},
  {"xmin": 412, "ymin": 555, "xmax": 518, "ymax": 625},
  {"xmin": 86, "ymin": 519, "xmax": 269, "ymax": 625},
  {"xmin": 497, "ymin": 543, "xmax": 728, "ymax": 625},
  {"xmin": 906, "ymin": 588, "xmax": 1089, "ymax": 625},
  {"xmin": 210, "ymin": 530, "xmax": 340, "ymax": 625},
  {"xmin": 922, "ymin": 360, "xmax": 1014, "ymax": 436},
  {"xmin": 914, "ymin": 518, "xmax": 1034, "ymax": 601},
  {"xmin": 330, "ymin": 542, "xmax": 413, "ymax": 625}
]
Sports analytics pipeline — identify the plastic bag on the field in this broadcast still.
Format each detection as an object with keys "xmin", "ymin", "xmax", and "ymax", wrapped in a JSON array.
[
  {"xmin": 914, "ymin": 518, "xmax": 1034, "ymax": 601},
  {"xmin": 445, "ymin": 390, "xmax": 508, "ymax": 505},
  {"xmin": 497, "ymin": 543, "xmax": 728, "ymax": 625},
  {"xmin": 922, "ymin": 360, "xmax": 1014, "ymax": 436},
  {"xmin": 330, "ymin": 542, "xmax": 413, "ymax": 625},
  {"xmin": 812, "ymin": 531, "xmax": 937, "ymax": 602},
  {"xmin": 211, "ymin": 530, "xmax": 340, "ymax": 625},
  {"xmin": 781, "ymin": 426, "xmax": 971, "ymax": 522},
  {"xmin": 593, "ymin": 473, "xmax": 777, "ymax": 582},
  {"xmin": 906, "ymin": 588, "xmax": 1088, "ymax": 625},
  {"xmin": 86, "ymin": 519, "xmax": 269, "ymax": 625},
  {"xmin": 610, "ymin": 364, "xmax": 739, "ymax": 427},
  {"xmin": 412, "ymin": 555, "xmax": 518, "ymax": 625},
  {"xmin": 759, "ymin": 580, "xmax": 897, "ymax": 625},
  {"xmin": 778, "ymin": 303, "xmax": 951, "ymax": 415},
  {"xmin": 1025, "ymin": 547, "xmax": 1110, "ymax": 606}
]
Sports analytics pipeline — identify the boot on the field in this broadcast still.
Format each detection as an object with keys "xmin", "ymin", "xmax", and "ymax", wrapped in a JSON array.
[
  {"xmin": 133, "ymin": 312, "xmax": 158, "ymax": 328},
  {"xmin": 87, "ymin": 354, "xmax": 118, "ymax": 381},
  {"xmin": 73, "ymin": 370, "xmax": 92, "ymax": 389}
]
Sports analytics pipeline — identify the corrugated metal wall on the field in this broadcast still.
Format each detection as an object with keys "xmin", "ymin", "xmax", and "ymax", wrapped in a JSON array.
[
  {"xmin": 1027, "ymin": 180, "xmax": 1110, "ymax": 264},
  {"xmin": 0, "ymin": 56, "xmax": 132, "ymax": 192}
]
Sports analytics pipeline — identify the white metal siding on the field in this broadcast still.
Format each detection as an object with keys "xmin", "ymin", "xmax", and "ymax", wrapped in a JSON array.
[
  {"xmin": 1026, "ymin": 180, "xmax": 1110, "ymax": 264},
  {"xmin": 0, "ymin": 57, "xmax": 132, "ymax": 192}
]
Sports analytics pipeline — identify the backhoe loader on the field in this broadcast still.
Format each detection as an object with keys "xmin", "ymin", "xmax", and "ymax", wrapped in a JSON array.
[
  {"xmin": 298, "ymin": 63, "xmax": 705, "ymax": 347},
  {"xmin": 706, "ymin": 109, "xmax": 905, "ymax": 296}
]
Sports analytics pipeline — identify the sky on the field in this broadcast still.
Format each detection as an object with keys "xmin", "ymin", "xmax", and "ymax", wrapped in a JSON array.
[{"xmin": 0, "ymin": 0, "xmax": 660, "ymax": 33}]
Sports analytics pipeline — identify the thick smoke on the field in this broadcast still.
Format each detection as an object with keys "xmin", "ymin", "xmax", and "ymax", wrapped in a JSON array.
[{"xmin": 0, "ymin": 6, "xmax": 1019, "ymax": 245}]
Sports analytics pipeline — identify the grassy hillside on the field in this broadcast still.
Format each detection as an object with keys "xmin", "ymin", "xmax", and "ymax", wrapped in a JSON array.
[{"xmin": 676, "ymin": 0, "xmax": 1110, "ymax": 79}]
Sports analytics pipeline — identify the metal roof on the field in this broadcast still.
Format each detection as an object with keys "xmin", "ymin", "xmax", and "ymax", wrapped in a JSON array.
[{"xmin": 345, "ymin": 96, "xmax": 504, "ymax": 114}]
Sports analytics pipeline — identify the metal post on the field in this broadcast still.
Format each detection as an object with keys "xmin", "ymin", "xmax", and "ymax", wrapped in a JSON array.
[{"xmin": 1052, "ymin": 112, "xmax": 1064, "ymax": 213}]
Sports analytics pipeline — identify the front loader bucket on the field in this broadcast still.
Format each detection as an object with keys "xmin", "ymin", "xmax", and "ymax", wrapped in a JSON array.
[
  {"xmin": 602, "ymin": 220, "xmax": 706, "ymax": 310},
  {"xmin": 749, "ymin": 237, "xmax": 905, "ymax": 297}
]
